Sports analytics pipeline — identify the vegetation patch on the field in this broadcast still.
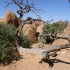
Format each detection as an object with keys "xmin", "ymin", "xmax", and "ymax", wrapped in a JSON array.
[{"xmin": 0, "ymin": 23, "xmax": 31, "ymax": 65}]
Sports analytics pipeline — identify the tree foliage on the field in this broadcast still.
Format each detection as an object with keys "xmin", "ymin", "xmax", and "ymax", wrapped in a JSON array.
[
  {"xmin": 42, "ymin": 22, "xmax": 62, "ymax": 34},
  {"xmin": 42, "ymin": 22, "xmax": 68, "ymax": 44},
  {"xmin": 0, "ymin": 23, "xmax": 31, "ymax": 65},
  {"xmin": 19, "ymin": 33, "xmax": 31, "ymax": 48}
]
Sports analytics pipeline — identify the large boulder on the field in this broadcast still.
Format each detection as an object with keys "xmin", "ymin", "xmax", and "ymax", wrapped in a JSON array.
[
  {"xmin": 36, "ymin": 23, "xmax": 44, "ymax": 34},
  {"xmin": 22, "ymin": 23, "xmax": 37, "ymax": 43},
  {"xmin": 35, "ymin": 19, "xmax": 44, "ymax": 34},
  {"xmin": 1, "ymin": 10, "xmax": 19, "ymax": 28}
]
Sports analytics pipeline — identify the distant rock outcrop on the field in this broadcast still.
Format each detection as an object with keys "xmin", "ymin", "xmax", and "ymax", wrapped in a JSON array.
[
  {"xmin": 22, "ymin": 23, "xmax": 37, "ymax": 43},
  {"xmin": 62, "ymin": 24, "xmax": 70, "ymax": 34},
  {"xmin": 1, "ymin": 10, "xmax": 19, "ymax": 28}
]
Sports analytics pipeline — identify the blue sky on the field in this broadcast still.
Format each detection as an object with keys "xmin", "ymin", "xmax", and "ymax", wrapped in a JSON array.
[{"xmin": 0, "ymin": 0, "xmax": 70, "ymax": 22}]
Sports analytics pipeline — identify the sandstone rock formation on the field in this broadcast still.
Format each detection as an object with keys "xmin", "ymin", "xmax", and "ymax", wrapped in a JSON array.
[
  {"xmin": 22, "ymin": 23, "xmax": 37, "ymax": 43},
  {"xmin": 36, "ymin": 20, "xmax": 44, "ymax": 34},
  {"xmin": 62, "ymin": 24, "xmax": 70, "ymax": 34},
  {"xmin": 1, "ymin": 10, "xmax": 19, "ymax": 28}
]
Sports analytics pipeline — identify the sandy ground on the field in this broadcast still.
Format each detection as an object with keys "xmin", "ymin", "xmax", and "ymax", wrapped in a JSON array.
[{"xmin": 0, "ymin": 44, "xmax": 70, "ymax": 70}]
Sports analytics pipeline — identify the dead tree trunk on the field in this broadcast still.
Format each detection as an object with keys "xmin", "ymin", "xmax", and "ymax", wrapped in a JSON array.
[
  {"xmin": 56, "ymin": 34, "xmax": 70, "ymax": 42},
  {"xmin": 39, "ymin": 34, "xmax": 70, "ymax": 43},
  {"xmin": 17, "ymin": 44, "xmax": 70, "ymax": 63},
  {"xmin": 56, "ymin": 34, "xmax": 70, "ymax": 38}
]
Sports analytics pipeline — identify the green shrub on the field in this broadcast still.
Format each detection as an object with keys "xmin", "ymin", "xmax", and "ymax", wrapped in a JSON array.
[
  {"xmin": 0, "ymin": 23, "xmax": 31, "ymax": 65},
  {"xmin": 42, "ymin": 22, "xmax": 62, "ymax": 34},
  {"xmin": 42, "ymin": 22, "xmax": 63, "ymax": 43},
  {"xmin": 19, "ymin": 33, "xmax": 31, "ymax": 48},
  {"xmin": 0, "ymin": 23, "xmax": 17, "ymax": 65}
]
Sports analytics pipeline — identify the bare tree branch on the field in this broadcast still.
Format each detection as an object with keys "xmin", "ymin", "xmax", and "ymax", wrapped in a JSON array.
[
  {"xmin": 31, "ymin": 9, "xmax": 41, "ymax": 18},
  {"xmin": 5, "ymin": 2, "xmax": 13, "ymax": 8},
  {"xmin": 27, "ymin": 0, "xmax": 28, "ymax": 5},
  {"xmin": 17, "ymin": 44, "xmax": 70, "ymax": 62},
  {"xmin": 5, "ymin": 0, "xmax": 44, "ymax": 19},
  {"xmin": 32, "ymin": 7, "xmax": 44, "ymax": 14}
]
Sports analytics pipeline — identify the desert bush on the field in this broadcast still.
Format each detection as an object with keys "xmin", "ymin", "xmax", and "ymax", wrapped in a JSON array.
[
  {"xmin": 42, "ymin": 22, "xmax": 62, "ymax": 34},
  {"xmin": 0, "ymin": 23, "xmax": 16, "ymax": 65},
  {"xmin": 42, "ymin": 22, "xmax": 62, "ymax": 43},
  {"xmin": 0, "ymin": 23, "xmax": 31, "ymax": 65},
  {"xmin": 19, "ymin": 33, "xmax": 31, "ymax": 48}
]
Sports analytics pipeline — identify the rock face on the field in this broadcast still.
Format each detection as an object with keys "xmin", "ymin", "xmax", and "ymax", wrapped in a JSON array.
[
  {"xmin": 36, "ymin": 20, "xmax": 44, "ymax": 34},
  {"xmin": 62, "ymin": 24, "xmax": 70, "ymax": 34},
  {"xmin": 36, "ymin": 23, "xmax": 44, "ymax": 34},
  {"xmin": 22, "ymin": 23, "xmax": 37, "ymax": 43},
  {"xmin": 1, "ymin": 10, "xmax": 19, "ymax": 28}
]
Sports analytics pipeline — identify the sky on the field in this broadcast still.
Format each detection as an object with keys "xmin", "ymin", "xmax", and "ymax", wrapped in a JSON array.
[{"xmin": 0, "ymin": 0, "xmax": 70, "ymax": 22}]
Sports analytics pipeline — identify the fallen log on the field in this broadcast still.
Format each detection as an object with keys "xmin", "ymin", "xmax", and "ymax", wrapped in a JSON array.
[
  {"xmin": 17, "ymin": 44, "xmax": 70, "ymax": 63},
  {"xmin": 56, "ymin": 34, "xmax": 70, "ymax": 39}
]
